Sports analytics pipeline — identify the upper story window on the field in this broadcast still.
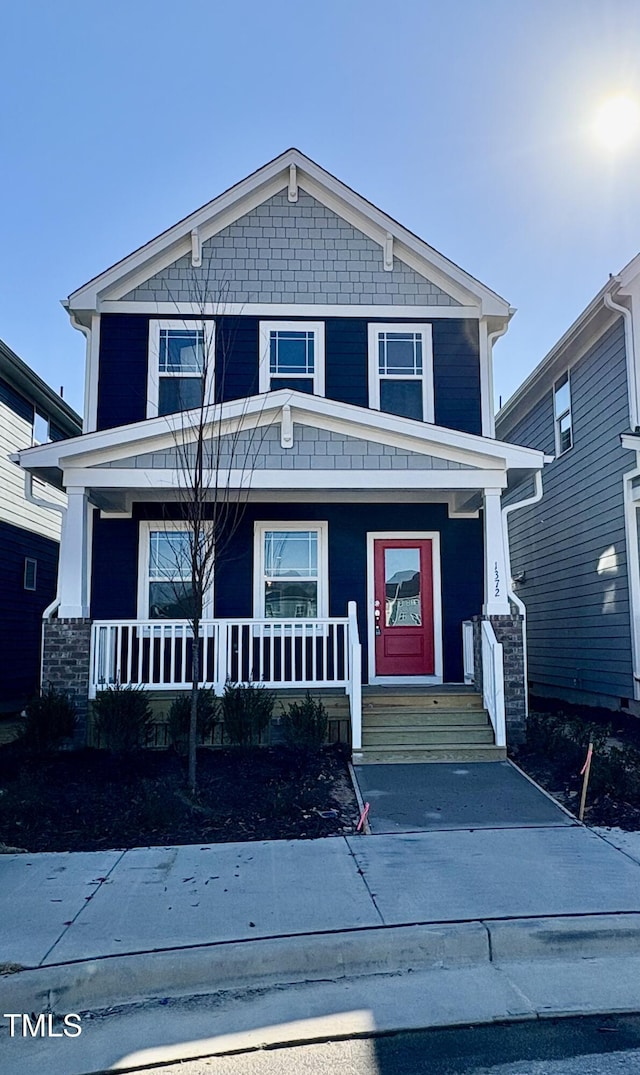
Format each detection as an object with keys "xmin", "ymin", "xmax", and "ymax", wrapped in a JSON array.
[
  {"xmin": 554, "ymin": 371, "xmax": 572, "ymax": 456},
  {"xmin": 368, "ymin": 324, "xmax": 434, "ymax": 422},
  {"xmin": 32, "ymin": 410, "xmax": 50, "ymax": 445},
  {"xmin": 258, "ymin": 322, "xmax": 325, "ymax": 396},
  {"xmin": 147, "ymin": 320, "xmax": 214, "ymax": 418}
]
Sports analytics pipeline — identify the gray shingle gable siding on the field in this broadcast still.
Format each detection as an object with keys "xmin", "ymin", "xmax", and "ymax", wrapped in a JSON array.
[
  {"xmin": 96, "ymin": 425, "xmax": 474, "ymax": 472},
  {"xmin": 501, "ymin": 317, "xmax": 635, "ymax": 701},
  {"xmin": 122, "ymin": 192, "xmax": 460, "ymax": 306}
]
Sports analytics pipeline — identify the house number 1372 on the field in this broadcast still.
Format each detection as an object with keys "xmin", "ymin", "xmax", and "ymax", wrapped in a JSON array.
[{"xmin": 494, "ymin": 561, "xmax": 500, "ymax": 598}]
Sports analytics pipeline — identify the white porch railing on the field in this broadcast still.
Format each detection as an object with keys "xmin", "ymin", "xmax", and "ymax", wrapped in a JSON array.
[
  {"xmin": 481, "ymin": 619, "xmax": 506, "ymax": 748},
  {"xmin": 89, "ymin": 601, "xmax": 363, "ymax": 747},
  {"xmin": 462, "ymin": 620, "xmax": 474, "ymax": 685}
]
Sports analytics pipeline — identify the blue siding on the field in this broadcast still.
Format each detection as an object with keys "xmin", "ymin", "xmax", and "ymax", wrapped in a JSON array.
[
  {"xmin": 91, "ymin": 514, "xmax": 139, "ymax": 618},
  {"xmin": 432, "ymin": 320, "xmax": 482, "ymax": 434},
  {"xmin": 91, "ymin": 504, "xmax": 483, "ymax": 682},
  {"xmin": 0, "ymin": 376, "xmax": 34, "ymax": 424},
  {"xmin": 97, "ymin": 315, "xmax": 150, "ymax": 430},
  {"xmin": 96, "ymin": 314, "xmax": 482, "ymax": 433},
  {"xmin": 0, "ymin": 522, "xmax": 58, "ymax": 709}
]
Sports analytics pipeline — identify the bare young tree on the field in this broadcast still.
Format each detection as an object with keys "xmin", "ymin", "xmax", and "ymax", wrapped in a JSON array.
[{"xmin": 150, "ymin": 277, "xmax": 273, "ymax": 792}]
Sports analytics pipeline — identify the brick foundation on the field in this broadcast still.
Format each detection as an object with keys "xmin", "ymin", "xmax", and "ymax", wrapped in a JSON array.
[
  {"xmin": 42, "ymin": 618, "xmax": 92, "ymax": 746},
  {"xmin": 472, "ymin": 612, "xmax": 526, "ymax": 745}
]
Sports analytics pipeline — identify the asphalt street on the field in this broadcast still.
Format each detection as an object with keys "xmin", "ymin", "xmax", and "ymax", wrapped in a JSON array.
[{"xmin": 120, "ymin": 1015, "xmax": 640, "ymax": 1075}]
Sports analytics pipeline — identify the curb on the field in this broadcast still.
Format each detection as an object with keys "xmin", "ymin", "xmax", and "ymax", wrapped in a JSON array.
[{"xmin": 4, "ymin": 914, "xmax": 640, "ymax": 1017}]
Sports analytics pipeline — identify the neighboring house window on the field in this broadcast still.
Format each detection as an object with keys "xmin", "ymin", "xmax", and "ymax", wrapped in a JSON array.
[
  {"xmin": 32, "ymin": 411, "xmax": 50, "ymax": 445},
  {"xmin": 137, "ymin": 522, "xmax": 213, "ymax": 620},
  {"xmin": 258, "ymin": 322, "xmax": 325, "ymax": 395},
  {"xmin": 147, "ymin": 321, "xmax": 214, "ymax": 418},
  {"xmin": 554, "ymin": 371, "xmax": 572, "ymax": 455},
  {"xmin": 24, "ymin": 558, "xmax": 37, "ymax": 591},
  {"xmin": 368, "ymin": 323, "xmax": 434, "ymax": 422},
  {"xmin": 254, "ymin": 522, "xmax": 328, "ymax": 619}
]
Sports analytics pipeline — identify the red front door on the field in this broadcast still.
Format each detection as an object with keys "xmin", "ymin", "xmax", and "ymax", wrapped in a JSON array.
[{"xmin": 373, "ymin": 538, "xmax": 435, "ymax": 676}]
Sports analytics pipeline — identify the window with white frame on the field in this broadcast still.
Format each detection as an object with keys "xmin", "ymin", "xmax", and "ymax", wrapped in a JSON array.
[
  {"xmin": 554, "ymin": 371, "xmax": 572, "ymax": 455},
  {"xmin": 138, "ymin": 522, "xmax": 212, "ymax": 620},
  {"xmin": 368, "ymin": 323, "xmax": 434, "ymax": 422},
  {"xmin": 254, "ymin": 522, "xmax": 328, "ymax": 619},
  {"xmin": 147, "ymin": 321, "xmax": 214, "ymax": 418},
  {"xmin": 258, "ymin": 322, "xmax": 325, "ymax": 395},
  {"xmin": 32, "ymin": 410, "xmax": 50, "ymax": 445},
  {"xmin": 24, "ymin": 557, "xmax": 37, "ymax": 591}
]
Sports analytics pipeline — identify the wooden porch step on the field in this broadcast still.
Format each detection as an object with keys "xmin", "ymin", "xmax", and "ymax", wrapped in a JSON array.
[
  {"xmin": 363, "ymin": 709, "xmax": 489, "ymax": 727},
  {"xmin": 362, "ymin": 726, "xmax": 495, "ymax": 747},
  {"xmin": 353, "ymin": 744, "xmax": 507, "ymax": 764},
  {"xmin": 363, "ymin": 692, "xmax": 484, "ymax": 711}
]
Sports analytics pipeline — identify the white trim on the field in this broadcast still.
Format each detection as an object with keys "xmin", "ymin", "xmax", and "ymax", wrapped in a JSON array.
[
  {"xmin": 365, "ymin": 531, "xmax": 443, "ymax": 684},
  {"xmin": 147, "ymin": 319, "xmax": 215, "ymax": 419},
  {"xmin": 65, "ymin": 467, "xmax": 509, "ymax": 491},
  {"xmin": 68, "ymin": 149, "xmax": 510, "ymax": 316},
  {"xmin": 58, "ymin": 487, "xmax": 90, "ymax": 618},
  {"xmin": 483, "ymin": 489, "xmax": 510, "ymax": 615},
  {"xmin": 100, "ymin": 301, "xmax": 481, "ymax": 319},
  {"xmin": 258, "ymin": 321, "xmax": 325, "ymax": 396},
  {"xmin": 137, "ymin": 520, "xmax": 214, "ymax": 621},
  {"xmin": 367, "ymin": 322, "xmax": 434, "ymax": 423},
  {"xmin": 623, "ymin": 459, "xmax": 640, "ymax": 701},
  {"xmin": 252, "ymin": 521, "xmax": 329, "ymax": 619}
]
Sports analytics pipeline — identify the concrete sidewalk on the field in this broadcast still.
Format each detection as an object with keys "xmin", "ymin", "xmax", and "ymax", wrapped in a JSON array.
[{"xmin": 3, "ymin": 824, "xmax": 640, "ymax": 971}]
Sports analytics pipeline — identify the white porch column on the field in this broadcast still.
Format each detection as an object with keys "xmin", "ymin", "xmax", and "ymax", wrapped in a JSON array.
[
  {"xmin": 483, "ymin": 488, "xmax": 510, "ymax": 616},
  {"xmin": 58, "ymin": 487, "xmax": 90, "ymax": 618}
]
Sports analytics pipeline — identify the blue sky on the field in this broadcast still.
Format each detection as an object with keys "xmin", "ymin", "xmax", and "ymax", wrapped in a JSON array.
[{"xmin": 2, "ymin": 0, "xmax": 640, "ymax": 416}]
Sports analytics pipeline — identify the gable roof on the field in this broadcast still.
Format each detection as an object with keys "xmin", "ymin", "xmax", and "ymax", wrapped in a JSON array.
[
  {"xmin": 65, "ymin": 149, "xmax": 512, "ymax": 320},
  {"xmin": 16, "ymin": 389, "xmax": 547, "ymax": 478},
  {"xmin": 0, "ymin": 337, "xmax": 81, "ymax": 436}
]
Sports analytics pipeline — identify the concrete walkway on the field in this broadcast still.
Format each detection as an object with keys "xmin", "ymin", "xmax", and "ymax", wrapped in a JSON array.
[
  {"xmin": 3, "ymin": 824, "xmax": 640, "ymax": 970},
  {"xmin": 354, "ymin": 760, "xmax": 573, "ymax": 833}
]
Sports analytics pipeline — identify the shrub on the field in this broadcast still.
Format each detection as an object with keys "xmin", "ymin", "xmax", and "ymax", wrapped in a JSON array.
[
  {"xmin": 221, "ymin": 682, "xmax": 274, "ymax": 747},
  {"xmin": 282, "ymin": 692, "xmax": 328, "ymax": 751},
  {"xmin": 92, "ymin": 684, "xmax": 153, "ymax": 753},
  {"xmin": 167, "ymin": 690, "xmax": 219, "ymax": 753},
  {"xmin": 22, "ymin": 686, "xmax": 76, "ymax": 751}
]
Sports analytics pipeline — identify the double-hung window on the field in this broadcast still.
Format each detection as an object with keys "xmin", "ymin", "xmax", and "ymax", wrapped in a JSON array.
[
  {"xmin": 148, "ymin": 321, "xmax": 214, "ymax": 418},
  {"xmin": 254, "ymin": 522, "xmax": 328, "ymax": 619},
  {"xmin": 138, "ymin": 522, "xmax": 212, "ymax": 620},
  {"xmin": 368, "ymin": 323, "xmax": 434, "ymax": 422},
  {"xmin": 258, "ymin": 322, "xmax": 325, "ymax": 395},
  {"xmin": 554, "ymin": 371, "xmax": 572, "ymax": 455}
]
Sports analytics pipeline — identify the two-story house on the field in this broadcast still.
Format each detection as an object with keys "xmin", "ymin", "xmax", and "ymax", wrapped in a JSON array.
[
  {"xmin": 16, "ymin": 150, "xmax": 546, "ymax": 755},
  {"xmin": 497, "ymin": 253, "xmax": 640, "ymax": 716},
  {"xmin": 1, "ymin": 338, "xmax": 81, "ymax": 711}
]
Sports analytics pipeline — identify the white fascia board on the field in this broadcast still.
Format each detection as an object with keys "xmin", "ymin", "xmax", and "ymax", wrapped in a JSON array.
[
  {"xmin": 67, "ymin": 148, "xmax": 511, "ymax": 318},
  {"xmin": 16, "ymin": 390, "xmax": 545, "ymax": 473},
  {"xmin": 64, "ymin": 467, "xmax": 508, "ymax": 492},
  {"xmin": 99, "ymin": 301, "xmax": 480, "ymax": 319}
]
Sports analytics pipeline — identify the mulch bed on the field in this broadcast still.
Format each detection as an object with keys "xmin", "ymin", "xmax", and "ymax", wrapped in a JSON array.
[
  {"xmin": 510, "ymin": 700, "xmax": 640, "ymax": 831},
  {"xmin": 0, "ymin": 743, "xmax": 359, "ymax": 853}
]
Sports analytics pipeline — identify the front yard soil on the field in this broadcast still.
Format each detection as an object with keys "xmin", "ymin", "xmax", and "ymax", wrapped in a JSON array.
[
  {"xmin": 511, "ymin": 701, "xmax": 640, "ymax": 831},
  {"xmin": 0, "ymin": 744, "xmax": 359, "ymax": 852}
]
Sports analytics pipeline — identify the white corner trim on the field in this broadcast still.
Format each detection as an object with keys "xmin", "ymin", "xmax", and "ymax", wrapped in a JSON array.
[
  {"xmin": 365, "ymin": 531, "xmax": 443, "ymax": 684},
  {"xmin": 191, "ymin": 228, "xmax": 202, "ymax": 268},
  {"xmin": 367, "ymin": 322, "xmax": 435, "ymax": 424},
  {"xmin": 281, "ymin": 404, "xmax": 293, "ymax": 448},
  {"xmin": 288, "ymin": 164, "xmax": 298, "ymax": 203},
  {"xmin": 383, "ymin": 232, "xmax": 394, "ymax": 272},
  {"xmin": 623, "ymin": 457, "xmax": 640, "ymax": 700}
]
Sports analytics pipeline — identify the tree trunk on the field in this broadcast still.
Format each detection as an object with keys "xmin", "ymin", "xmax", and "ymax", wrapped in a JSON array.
[{"xmin": 188, "ymin": 627, "xmax": 200, "ymax": 793}]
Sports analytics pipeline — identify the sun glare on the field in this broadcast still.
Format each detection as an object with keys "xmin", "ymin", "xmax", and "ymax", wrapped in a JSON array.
[{"xmin": 593, "ymin": 93, "xmax": 640, "ymax": 151}]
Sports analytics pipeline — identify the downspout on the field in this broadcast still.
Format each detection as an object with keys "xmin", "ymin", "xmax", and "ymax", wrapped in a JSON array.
[
  {"xmin": 501, "ymin": 470, "xmax": 544, "ymax": 719},
  {"xmin": 605, "ymin": 283, "xmax": 637, "ymax": 431},
  {"xmin": 68, "ymin": 312, "xmax": 92, "ymax": 434},
  {"xmin": 24, "ymin": 473, "xmax": 66, "ymax": 622}
]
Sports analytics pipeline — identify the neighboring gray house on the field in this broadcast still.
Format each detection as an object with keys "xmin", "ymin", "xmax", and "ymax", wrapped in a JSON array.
[{"xmin": 496, "ymin": 252, "xmax": 640, "ymax": 715}]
